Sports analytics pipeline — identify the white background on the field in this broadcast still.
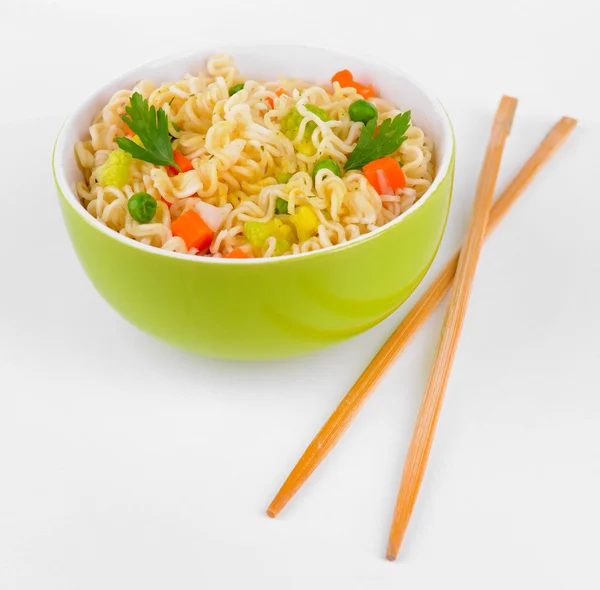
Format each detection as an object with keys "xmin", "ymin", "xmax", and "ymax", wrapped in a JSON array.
[{"xmin": 1, "ymin": 1, "xmax": 599, "ymax": 588}]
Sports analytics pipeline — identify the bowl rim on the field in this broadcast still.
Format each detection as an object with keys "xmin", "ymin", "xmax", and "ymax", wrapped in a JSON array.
[{"xmin": 53, "ymin": 42, "xmax": 454, "ymax": 265}]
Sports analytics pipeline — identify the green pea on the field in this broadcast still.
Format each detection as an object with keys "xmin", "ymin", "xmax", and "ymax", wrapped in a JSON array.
[
  {"xmin": 229, "ymin": 83, "xmax": 244, "ymax": 96},
  {"xmin": 349, "ymin": 99, "xmax": 378, "ymax": 124},
  {"xmin": 128, "ymin": 192, "xmax": 157, "ymax": 224},
  {"xmin": 275, "ymin": 197, "xmax": 289, "ymax": 215},
  {"xmin": 312, "ymin": 159, "xmax": 341, "ymax": 181}
]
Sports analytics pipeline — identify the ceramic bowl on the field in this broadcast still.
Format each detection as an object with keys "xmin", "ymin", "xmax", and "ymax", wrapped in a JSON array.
[{"xmin": 53, "ymin": 44, "xmax": 455, "ymax": 360}]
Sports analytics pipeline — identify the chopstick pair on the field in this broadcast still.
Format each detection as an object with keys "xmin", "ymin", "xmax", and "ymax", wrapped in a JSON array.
[{"xmin": 267, "ymin": 103, "xmax": 577, "ymax": 559}]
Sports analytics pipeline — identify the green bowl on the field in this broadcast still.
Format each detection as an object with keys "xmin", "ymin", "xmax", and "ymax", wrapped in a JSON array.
[{"xmin": 54, "ymin": 45, "xmax": 455, "ymax": 360}]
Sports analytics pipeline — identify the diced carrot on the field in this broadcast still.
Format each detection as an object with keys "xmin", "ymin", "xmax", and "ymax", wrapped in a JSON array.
[
  {"xmin": 223, "ymin": 248, "xmax": 249, "ymax": 259},
  {"xmin": 331, "ymin": 70, "xmax": 377, "ymax": 99},
  {"xmin": 265, "ymin": 96, "xmax": 274, "ymax": 109},
  {"xmin": 331, "ymin": 69, "xmax": 354, "ymax": 87},
  {"xmin": 363, "ymin": 157, "xmax": 405, "ymax": 195},
  {"xmin": 171, "ymin": 209, "xmax": 214, "ymax": 250},
  {"xmin": 173, "ymin": 150, "xmax": 194, "ymax": 172},
  {"xmin": 124, "ymin": 123, "xmax": 135, "ymax": 137},
  {"xmin": 276, "ymin": 88, "xmax": 286, "ymax": 97},
  {"xmin": 166, "ymin": 151, "xmax": 194, "ymax": 175},
  {"xmin": 355, "ymin": 83, "xmax": 376, "ymax": 100}
]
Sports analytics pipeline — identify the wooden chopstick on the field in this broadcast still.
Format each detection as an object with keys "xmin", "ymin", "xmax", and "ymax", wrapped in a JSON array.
[
  {"xmin": 266, "ymin": 115, "xmax": 577, "ymax": 520},
  {"xmin": 385, "ymin": 95, "xmax": 518, "ymax": 559}
]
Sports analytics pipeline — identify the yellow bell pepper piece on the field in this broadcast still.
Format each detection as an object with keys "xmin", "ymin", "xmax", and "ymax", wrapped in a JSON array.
[{"xmin": 290, "ymin": 206, "xmax": 319, "ymax": 241}]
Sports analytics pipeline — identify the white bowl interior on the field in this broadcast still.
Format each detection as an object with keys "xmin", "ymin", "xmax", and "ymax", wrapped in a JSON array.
[{"xmin": 54, "ymin": 44, "xmax": 453, "ymax": 262}]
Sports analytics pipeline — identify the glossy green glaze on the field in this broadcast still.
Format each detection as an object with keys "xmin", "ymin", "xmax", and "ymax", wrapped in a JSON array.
[{"xmin": 55, "ymin": 155, "xmax": 454, "ymax": 360}]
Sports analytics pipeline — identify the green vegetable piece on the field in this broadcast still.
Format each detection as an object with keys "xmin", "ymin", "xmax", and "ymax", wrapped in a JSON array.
[
  {"xmin": 115, "ymin": 92, "xmax": 178, "ymax": 169},
  {"xmin": 276, "ymin": 172, "xmax": 292, "ymax": 184},
  {"xmin": 271, "ymin": 219, "xmax": 294, "ymax": 243},
  {"xmin": 275, "ymin": 197, "xmax": 289, "ymax": 215},
  {"xmin": 349, "ymin": 99, "xmax": 378, "ymax": 124},
  {"xmin": 243, "ymin": 218, "xmax": 295, "ymax": 250},
  {"xmin": 280, "ymin": 107, "xmax": 303, "ymax": 139},
  {"xmin": 280, "ymin": 105, "xmax": 330, "ymax": 141},
  {"xmin": 229, "ymin": 83, "xmax": 244, "ymax": 96},
  {"xmin": 345, "ymin": 111, "xmax": 411, "ymax": 171},
  {"xmin": 128, "ymin": 192, "xmax": 157, "ymax": 223},
  {"xmin": 312, "ymin": 159, "xmax": 341, "ymax": 181},
  {"xmin": 243, "ymin": 221, "xmax": 271, "ymax": 248},
  {"xmin": 275, "ymin": 239, "xmax": 290, "ymax": 255},
  {"xmin": 96, "ymin": 150, "xmax": 132, "ymax": 188},
  {"xmin": 305, "ymin": 104, "xmax": 330, "ymax": 122}
]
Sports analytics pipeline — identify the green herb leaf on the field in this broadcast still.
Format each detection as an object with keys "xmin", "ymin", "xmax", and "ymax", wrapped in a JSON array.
[
  {"xmin": 344, "ymin": 111, "xmax": 411, "ymax": 171},
  {"xmin": 116, "ymin": 92, "xmax": 178, "ymax": 169}
]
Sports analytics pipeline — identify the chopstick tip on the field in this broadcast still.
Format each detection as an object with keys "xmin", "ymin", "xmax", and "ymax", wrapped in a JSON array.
[
  {"xmin": 386, "ymin": 538, "xmax": 401, "ymax": 561},
  {"xmin": 266, "ymin": 508, "xmax": 277, "ymax": 519},
  {"xmin": 560, "ymin": 116, "xmax": 578, "ymax": 128},
  {"xmin": 499, "ymin": 95, "xmax": 518, "ymax": 133}
]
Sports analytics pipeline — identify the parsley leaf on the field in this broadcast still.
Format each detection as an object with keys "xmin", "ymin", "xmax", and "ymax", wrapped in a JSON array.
[
  {"xmin": 116, "ymin": 92, "xmax": 178, "ymax": 169},
  {"xmin": 344, "ymin": 111, "xmax": 411, "ymax": 170}
]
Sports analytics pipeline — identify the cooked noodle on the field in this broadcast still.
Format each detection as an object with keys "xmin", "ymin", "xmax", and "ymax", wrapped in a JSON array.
[{"xmin": 75, "ymin": 54, "xmax": 435, "ymax": 258}]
